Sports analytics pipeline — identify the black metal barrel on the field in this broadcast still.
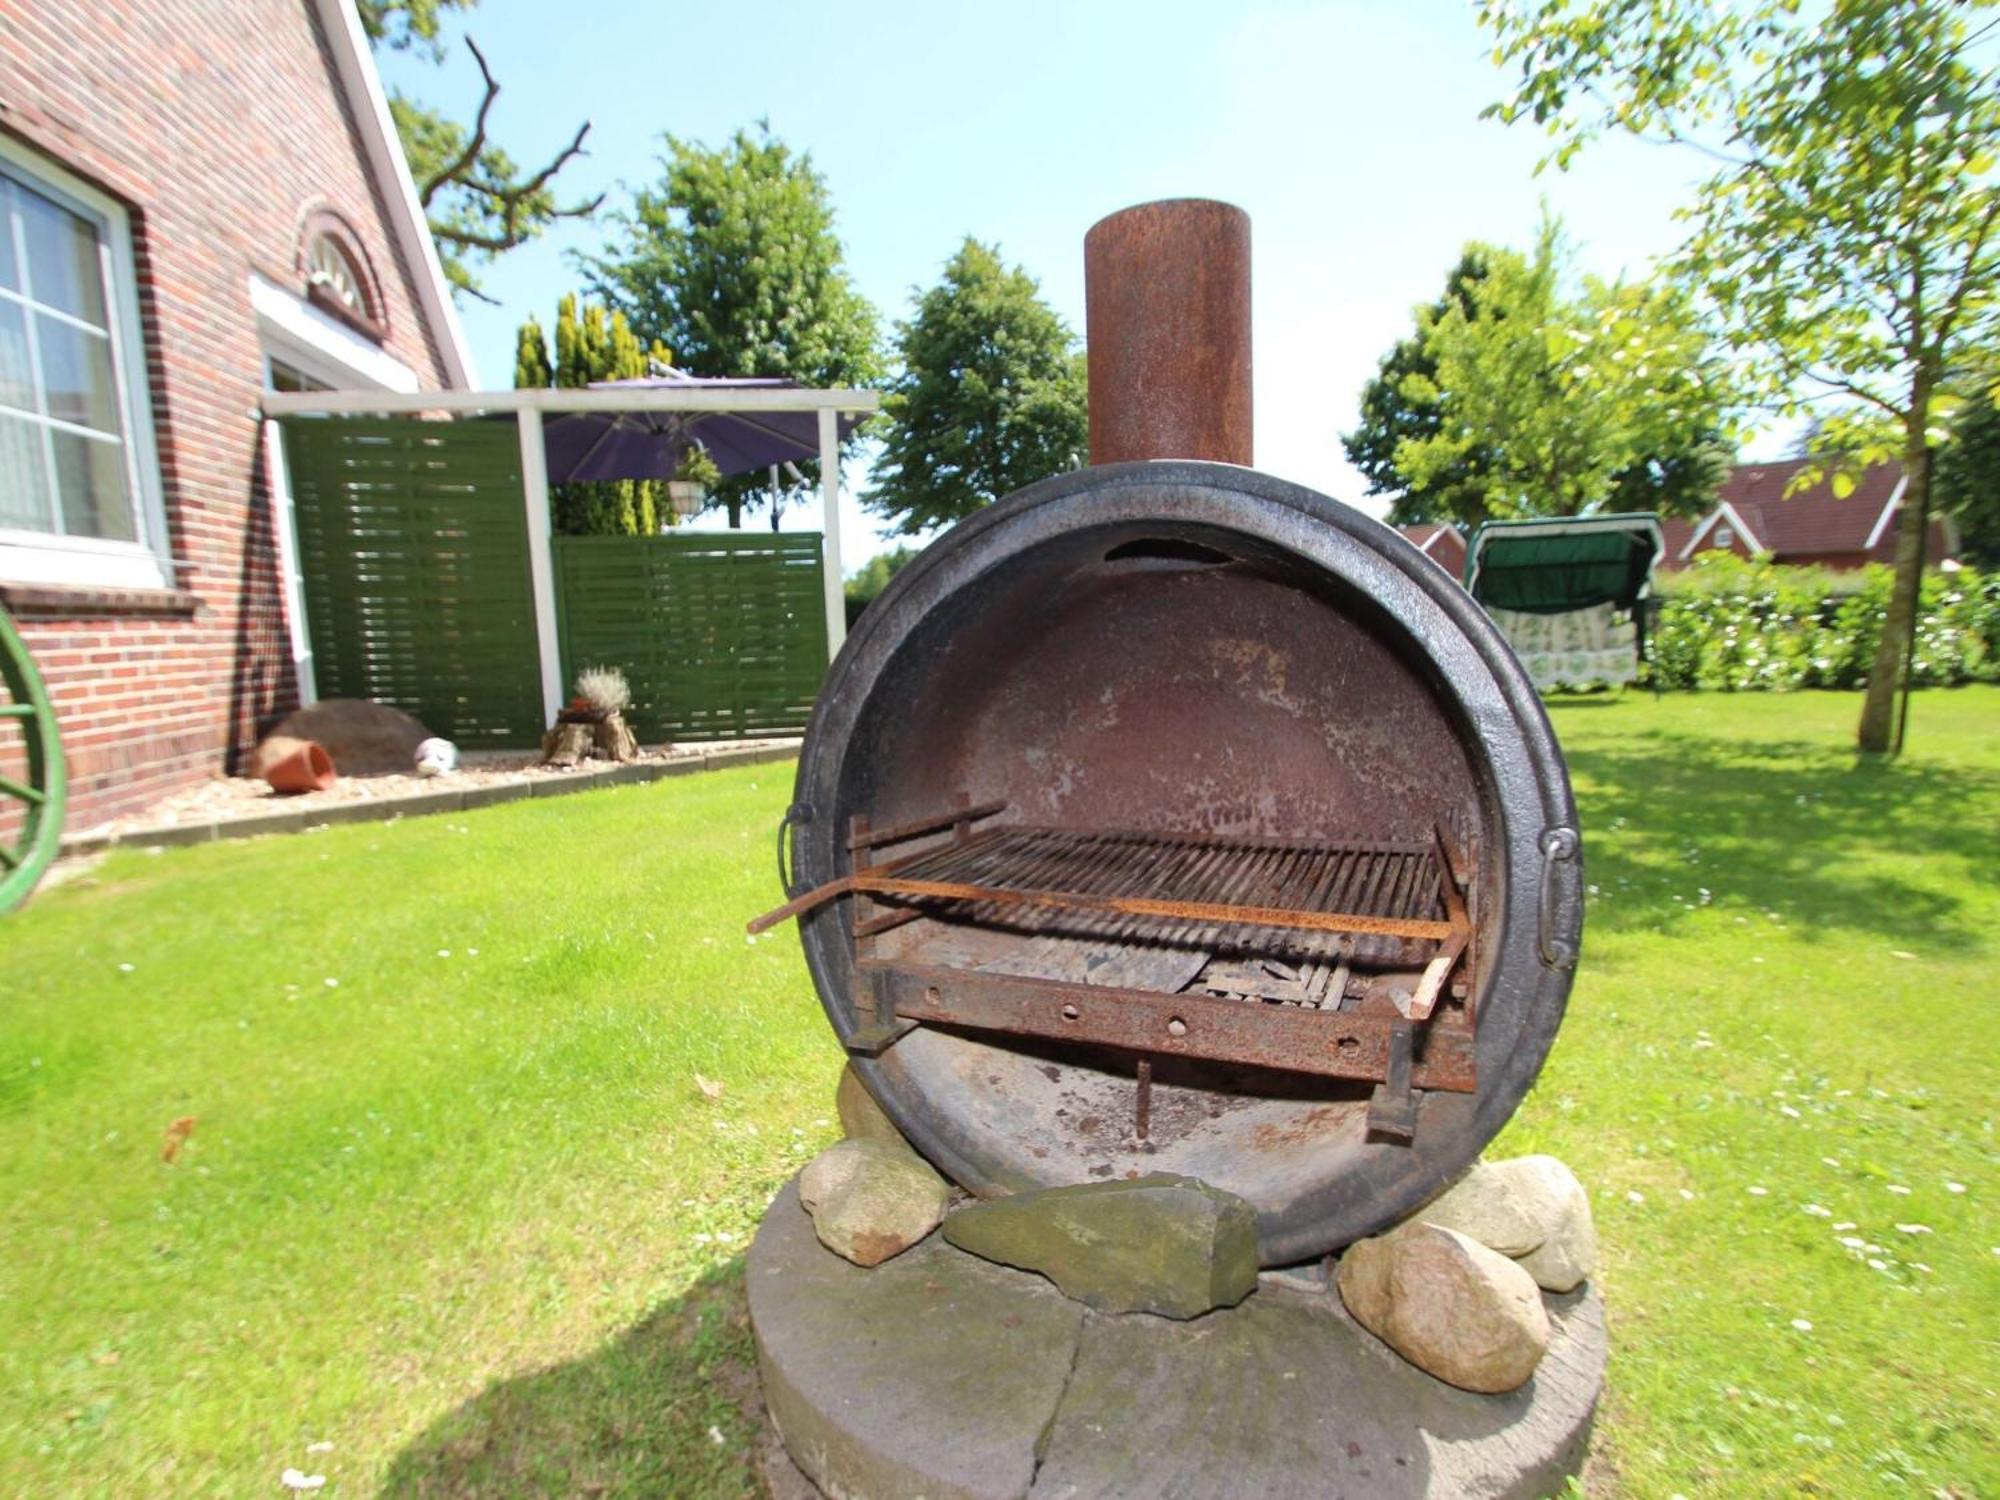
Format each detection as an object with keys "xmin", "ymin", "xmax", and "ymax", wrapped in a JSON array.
[{"xmin": 779, "ymin": 461, "xmax": 1583, "ymax": 1264}]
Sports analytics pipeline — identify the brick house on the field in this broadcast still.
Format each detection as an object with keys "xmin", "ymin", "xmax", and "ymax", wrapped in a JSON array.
[
  {"xmin": 1395, "ymin": 522, "xmax": 1468, "ymax": 578},
  {"xmin": 0, "ymin": 0, "xmax": 472, "ymax": 830},
  {"xmin": 1663, "ymin": 458, "xmax": 1958, "ymax": 572}
]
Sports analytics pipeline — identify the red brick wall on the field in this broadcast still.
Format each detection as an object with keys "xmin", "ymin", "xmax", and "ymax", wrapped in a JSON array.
[{"xmin": 0, "ymin": 0, "xmax": 455, "ymax": 834}]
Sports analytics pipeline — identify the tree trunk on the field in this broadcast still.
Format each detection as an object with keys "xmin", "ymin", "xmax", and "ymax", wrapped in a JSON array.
[
  {"xmin": 1857, "ymin": 428, "xmax": 1933, "ymax": 754},
  {"xmin": 726, "ymin": 495, "xmax": 742, "ymax": 529}
]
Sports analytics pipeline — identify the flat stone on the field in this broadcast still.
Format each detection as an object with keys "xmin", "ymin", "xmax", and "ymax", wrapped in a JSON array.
[
  {"xmin": 704, "ymin": 745, "xmax": 796, "ymax": 771},
  {"xmin": 750, "ymin": 1179, "xmax": 1086, "ymax": 1500},
  {"xmin": 213, "ymin": 808, "xmax": 308, "ymax": 841},
  {"xmin": 460, "ymin": 782, "xmax": 533, "ymax": 811},
  {"xmin": 836, "ymin": 1062, "xmax": 912, "ymax": 1149},
  {"xmin": 129, "ymin": 821, "xmax": 217, "ymax": 848},
  {"xmin": 752, "ymin": 1172, "xmax": 1607, "ymax": 1499},
  {"xmin": 942, "ymin": 1173, "xmax": 1258, "ymax": 1320},
  {"xmin": 1035, "ymin": 1283, "xmax": 1601, "ymax": 1500},
  {"xmin": 370, "ymin": 788, "xmax": 465, "ymax": 822},
  {"xmin": 799, "ymin": 1140, "xmax": 949, "ymax": 1267},
  {"xmin": 1338, "ymin": 1224, "xmax": 1551, "ymax": 1394},
  {"xmin": 299, "ymin": 798, "xmax": 416, "ymax": 828}
]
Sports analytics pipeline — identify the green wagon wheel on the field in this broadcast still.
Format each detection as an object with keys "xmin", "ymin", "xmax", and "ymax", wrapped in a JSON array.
[{"xmin": 0, "ymin": 603, "xmax": 65, "ymax": 913}]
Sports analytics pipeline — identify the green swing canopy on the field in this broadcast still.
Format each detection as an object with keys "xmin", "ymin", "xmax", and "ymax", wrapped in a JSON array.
[{"xmin": 1463, "ymin": 513, "xmax": 1665, "ymax": 615}]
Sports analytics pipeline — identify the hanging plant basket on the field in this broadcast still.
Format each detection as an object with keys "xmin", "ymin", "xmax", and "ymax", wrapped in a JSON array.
[{"xmin": 667, "ymin": 480, "xmax": 706, "ymax": 520}]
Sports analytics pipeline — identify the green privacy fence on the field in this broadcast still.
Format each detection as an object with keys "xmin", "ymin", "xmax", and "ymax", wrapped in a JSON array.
[
  {"xmin": 554, "ymin": 532, "xmax": 828, "ymax": 741},
  {"xmin": 281, "ymin": 417, "xmax": 546, "ymax": 748}
]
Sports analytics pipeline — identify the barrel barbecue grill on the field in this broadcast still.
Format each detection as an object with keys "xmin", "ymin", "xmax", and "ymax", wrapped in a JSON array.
[{"xmin": 751, "ymin": 201, "xmax": 1583, "ymax": 1265}]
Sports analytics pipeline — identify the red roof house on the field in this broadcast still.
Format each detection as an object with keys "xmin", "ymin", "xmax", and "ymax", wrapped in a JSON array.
[
  {"xmin": 1667, "ymin": 458, "xmax": 1957, "ymax": 571},
  {"xmin": 1396, "ymin": 523, "xmax": 1468, "ymax": 578}
]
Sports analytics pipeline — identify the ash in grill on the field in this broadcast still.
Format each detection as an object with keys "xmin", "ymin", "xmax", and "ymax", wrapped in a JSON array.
[{"xmin": 750, "ymin": 200, "xmax": 1581, "ymax": 1265}]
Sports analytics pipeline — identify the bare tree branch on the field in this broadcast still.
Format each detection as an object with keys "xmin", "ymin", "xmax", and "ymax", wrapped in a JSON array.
[
  {"xmin": 509, "ymin": 118, "xmax": 596, "ymax": 203},
  {"xmin": 416, "ymin": 36, "xmax": 603, "ymax": 267},
  {"xmin": 418, "ymin": 35, "xmax": 498, "ymax": 209}
]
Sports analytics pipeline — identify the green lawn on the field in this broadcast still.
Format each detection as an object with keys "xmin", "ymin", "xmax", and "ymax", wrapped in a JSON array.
[{"xmin": 2, "ymin": 690, "xmax": 1995, "ymax": 1497}]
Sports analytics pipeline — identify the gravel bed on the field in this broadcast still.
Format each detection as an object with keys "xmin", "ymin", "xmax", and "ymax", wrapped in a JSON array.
[{"xmin": 70, "ymin": 738, "xmax": 800, "ymax": 842}]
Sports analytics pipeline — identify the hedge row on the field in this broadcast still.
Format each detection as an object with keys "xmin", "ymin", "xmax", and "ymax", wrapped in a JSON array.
[{"xmin": 1644, "ymin": 555, "xmax": 2000, "ymax": 692}]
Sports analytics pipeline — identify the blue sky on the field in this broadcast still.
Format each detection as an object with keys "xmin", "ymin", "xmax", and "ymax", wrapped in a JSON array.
[{"xmin": 378, "ymin": 1, "xmax": 1737, "ymax": 565}]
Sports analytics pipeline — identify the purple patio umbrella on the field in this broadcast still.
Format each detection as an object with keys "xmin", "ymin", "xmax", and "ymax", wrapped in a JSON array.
[{"xmin": 539, "ymin": 371, "xmax": 868, "ymax": 483}]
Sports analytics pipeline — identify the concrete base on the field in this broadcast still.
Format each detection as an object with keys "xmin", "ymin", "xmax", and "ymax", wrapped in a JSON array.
[{"xmin": 748, "ymin": 1177, "xmax": 1607, "ymax": 1500}]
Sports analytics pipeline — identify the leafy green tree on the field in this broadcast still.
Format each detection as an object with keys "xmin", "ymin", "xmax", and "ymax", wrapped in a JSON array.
[
  {"xmin": 1479, "ymin": 0, "xmax": 2000, "ymax": 752},
  {"xmin": 580, "ymin": 125, "xmax": 881, "ymax": 528},
  {"xmin": 1384, "ymin": 219, "xmax": 1734, "ymax": 523},
  {"xmin": 867, "ymin": 240, "xmax": 1087, "ymax": 536},
  {"xmin": 1936, "ymin": 386, "xmax": 2000, "ymax": 568},
  {"xmin": 844, "ymin": 544, "xmax": 923, "ymax": 626},
  {"xmin": 1344, "ymin": 250, "xmax": 1501, "ymax": 526},
  {"xmin": 513, "ymin": 295, "xmax": 672, "ymax": 535},
  {"xmin": 360, "ymin": 0, "xmax": 601, "ymax": 302}
]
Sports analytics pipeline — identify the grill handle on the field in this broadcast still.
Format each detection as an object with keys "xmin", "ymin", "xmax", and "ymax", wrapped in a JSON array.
[
  {"xmin": 1537, "ymin": 826, "xmax": 1581, "ymax": 972},
  {"xmin": 777, "ymin": 802, "xmax": 813, "ymax": 899}
]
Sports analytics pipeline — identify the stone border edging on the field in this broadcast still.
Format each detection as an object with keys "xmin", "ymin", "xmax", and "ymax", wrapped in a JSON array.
[{"xmin": 60, "ymin": 744, "xmax": 799, "ymax": 856}]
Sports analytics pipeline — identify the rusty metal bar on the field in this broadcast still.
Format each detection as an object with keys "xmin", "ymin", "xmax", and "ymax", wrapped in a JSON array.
[
  {"xmin": 848, "ymin": 799, "xmax": 1009, "ymax": 852},
  {"xmin": 862, "ymin": 960, "xmax": 1477, "ymax": 1092}
]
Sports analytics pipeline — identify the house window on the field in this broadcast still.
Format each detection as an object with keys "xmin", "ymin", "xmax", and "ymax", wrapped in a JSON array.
[
  {"xmin": 1714, "ymin": 525, "xmax": 1735, "ymax": 548},
  {"xmin": 300, "ymin": 219, "xmax": 386, "ymax": 343},
  {"xmin": 268, "ymin": 360, "xmax": 334, "ymax": 394},
  {"xmin": 306, "ymin": 235, "xmax": 367, "ymax": 317},
  {"xmin": 0, "ymin": 143, "xmax": 165, "ymax": 589},
  {"xmin": 0, "ymin": 161, "xmax": 146, "ymax": 547}
]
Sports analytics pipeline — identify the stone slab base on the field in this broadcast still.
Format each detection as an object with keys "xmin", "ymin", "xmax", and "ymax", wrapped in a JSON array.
[{"xmin": 748, "ymin": 1177, "xmax": 1607, "ymax": 1500}]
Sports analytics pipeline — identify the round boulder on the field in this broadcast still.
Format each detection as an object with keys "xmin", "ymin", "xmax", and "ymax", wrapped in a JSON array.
[
  {"xmin": 799, "ymin": 1139, "xmax": 949, "ymax": 1267},
  {"xmin": 1415, "ymin": 1155, "xmax": 1598, "ymax": 1293},
  {"xmin": 1337, "ymin": 1223, "xmax": 1551, "ymax": 1393}
]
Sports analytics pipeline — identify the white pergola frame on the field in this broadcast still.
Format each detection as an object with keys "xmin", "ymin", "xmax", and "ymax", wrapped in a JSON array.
[{"xmin": 260, "ymin": 384, "xmax": 879, "ymax": 728}]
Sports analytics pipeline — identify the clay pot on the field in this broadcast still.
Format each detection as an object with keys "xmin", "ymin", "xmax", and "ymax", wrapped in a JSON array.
[{"xmin": 259, "ymin": 736, "xmax": 336, "ymax": 794}]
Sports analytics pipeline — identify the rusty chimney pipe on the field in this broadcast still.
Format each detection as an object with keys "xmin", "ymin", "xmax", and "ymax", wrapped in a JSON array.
[{"xmin": 1084, "ymin": 198, "xmax": 1253, "ymax": 467}]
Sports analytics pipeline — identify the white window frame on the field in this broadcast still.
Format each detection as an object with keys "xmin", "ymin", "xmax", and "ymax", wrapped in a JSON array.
[
  {"xmin": 253, "ymin": 271, "xmax": 420, "ymax": 704},
  {"xmin": 0, "ymin": 135, "xmax": 171, "ymax": 590},
  {"xmin": 249, "ymin": 271, "xmax": 418, "ymax": 395}
]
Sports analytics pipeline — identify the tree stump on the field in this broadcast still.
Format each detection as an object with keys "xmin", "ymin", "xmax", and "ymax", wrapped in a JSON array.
[
  {"xmin": 594, "ymin": 711, "xmax": 639, "ymax": 763},
  {"xmin": 541, "ymin": 705, "xmax": 638, "ymax": 766},
  {"xmin": 540, "ymin": 719, "xmax": 595, "ymax": 767}
]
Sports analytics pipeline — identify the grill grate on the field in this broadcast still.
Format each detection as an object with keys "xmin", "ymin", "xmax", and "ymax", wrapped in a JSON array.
[
  {"xmin": 747, "ymin": 799, "xmax": 1478, "ymax": 1105},
  {"xmin": 876, "ymin": 827, "xmax": 1449, "ymax": 964}
]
